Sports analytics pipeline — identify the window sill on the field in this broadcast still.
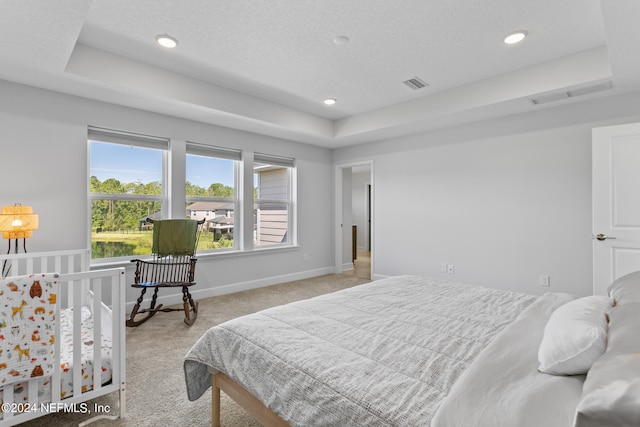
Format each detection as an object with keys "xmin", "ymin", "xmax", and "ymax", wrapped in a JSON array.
[{"xmin": 90, "ymin": 245, "xmax": 301, "ymax": 269}]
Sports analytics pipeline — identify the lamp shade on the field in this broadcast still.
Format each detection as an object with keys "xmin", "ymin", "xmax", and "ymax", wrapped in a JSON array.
[{"xmin": 0, "ymin": 204, "xmax": 39, "ymax": 239}]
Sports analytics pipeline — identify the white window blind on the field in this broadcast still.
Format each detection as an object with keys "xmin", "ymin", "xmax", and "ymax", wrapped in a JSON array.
[
  {"xmin": 88, "ymin": 126, "xmax": 169, "ymax": 149},
  {"xmin": 254, "ymin": 153, "xmax": 295, "ymax": 167},
  {"xmin": 186, "ymin": 142, "xmax": 241, "ymax": 160}
]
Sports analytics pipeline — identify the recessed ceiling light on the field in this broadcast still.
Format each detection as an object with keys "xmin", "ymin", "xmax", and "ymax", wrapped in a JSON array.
[
  {"xmin": 333, "ymin": 36, "xmax": 350, "ymax": 45},
  {"xmin": 504, "ymin": 30, "xmax": 527, "ymax": 45},
  {"xmin": 155, "ymin": 34, "xmax": 178, "ymax": 48},
  {"xmin": 324, "ymin": 98, "xmax": 337, "ymax": 105}
]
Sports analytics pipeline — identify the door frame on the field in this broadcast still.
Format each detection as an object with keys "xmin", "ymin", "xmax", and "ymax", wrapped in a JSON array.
[{"xmin": 334, "ymin": 160, "xmax": 374, "ymax": 276}]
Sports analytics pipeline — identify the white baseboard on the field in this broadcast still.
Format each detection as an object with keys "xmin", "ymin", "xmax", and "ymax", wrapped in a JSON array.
[
  {"xmin": 341, "ymin": 262, "xmax": 354, "ymax": 272},
  {"xmin": 125, "ymin": 266, "xmax": 335, "ymax": 312}
]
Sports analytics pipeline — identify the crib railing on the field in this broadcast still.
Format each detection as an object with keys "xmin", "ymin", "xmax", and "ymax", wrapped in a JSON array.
[
  {"xmin": 1, "ymin": 249, "xmax": 92, "ymax": 311},
  {"xmin": 0, "ymin": 249, "xmax": 90, "ymax": 277},
  {"xmin": 0, "ymin": 250, "xmax": 126, "ymax": 426}
]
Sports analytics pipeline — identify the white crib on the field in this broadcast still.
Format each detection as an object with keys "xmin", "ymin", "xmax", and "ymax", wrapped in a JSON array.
[{"xmin": 0, "ymin": 249, "xmax": 126, "ymax": 426}]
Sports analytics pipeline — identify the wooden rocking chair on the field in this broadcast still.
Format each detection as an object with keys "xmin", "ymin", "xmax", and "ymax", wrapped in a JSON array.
[{"xmin": 126, "ymin": 218, "xmax": 203, "ymax": 327}]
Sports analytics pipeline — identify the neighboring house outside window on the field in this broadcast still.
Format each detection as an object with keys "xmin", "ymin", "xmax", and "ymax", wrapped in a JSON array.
[
  {"xmin": 186, "ymin": 201, "xmax": 234, "ymax": 241},
  {"xmin": 254, "ymin": 153, "xmax": 295, "ymax": 247}
]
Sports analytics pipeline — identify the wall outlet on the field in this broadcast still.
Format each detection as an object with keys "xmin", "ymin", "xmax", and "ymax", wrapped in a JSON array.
[
  {"xmin": 540, "ymin": 274, "xmax": 550, "ymax": 287},
  {"xmin": 447, "ymin": 264, "xmax": 455, "ymax": 275}
]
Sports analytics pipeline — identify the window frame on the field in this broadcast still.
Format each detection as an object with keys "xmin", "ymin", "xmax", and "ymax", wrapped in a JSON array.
[
  {"xmin": 88, "ymin": 128, "xmax": 298, "ymax": 265},
  {"xmin": 88, "ymin": 127, "xmax": 169, "ymax": 262},
  {"xmin": 253, "ymin": 153, "xmax": 296, "ymax": 248},
  {"xmin": 185, "ymin": 142, "xmax": 240, "ymax": 253}
]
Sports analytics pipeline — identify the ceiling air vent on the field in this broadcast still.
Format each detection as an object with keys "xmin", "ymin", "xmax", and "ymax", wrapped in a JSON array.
[
  {"xmin": 403, "ymin": 77, "xmax": 428, "ymax": 90},
  {"xmin": 529, "ymin": 81, "xmax": 613, "ymax": 105}
]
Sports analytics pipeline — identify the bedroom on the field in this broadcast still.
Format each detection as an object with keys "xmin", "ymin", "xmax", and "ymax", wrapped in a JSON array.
[{"xmin": 1, "ymin": 0, "xmax": 640, "ymax": 425}]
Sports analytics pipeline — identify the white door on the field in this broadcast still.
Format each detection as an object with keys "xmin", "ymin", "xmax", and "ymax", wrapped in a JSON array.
[{"xmin": 592, "ymin": 122, "xmax": 640, "ymax": 295}]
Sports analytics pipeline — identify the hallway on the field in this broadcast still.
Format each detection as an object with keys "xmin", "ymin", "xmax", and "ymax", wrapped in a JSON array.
[{"xmin": 343, "ymin": 250, "xmax": 371, "ymax": 280}]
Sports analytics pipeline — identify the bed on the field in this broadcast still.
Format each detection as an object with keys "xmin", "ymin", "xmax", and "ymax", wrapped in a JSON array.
[
  {"xmin": 0, "ymin": 250, "xmax": 126, "ymax": 427},
  {"xmin": 184, "ymin": 274, "xmax": 640, "ymax": 427}
]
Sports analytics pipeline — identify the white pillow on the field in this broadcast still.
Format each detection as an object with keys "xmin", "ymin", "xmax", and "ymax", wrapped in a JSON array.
[
  {"xmin": 573, "ymin": 303, "xmax": 640, "ymax": 427},
  {"xmin": 607, "ymin": 271, "xmax": 640, "ymax": 306},
  {"xmin": 538, "ymin": 295, "xmax": 612, "ymax": 375}
]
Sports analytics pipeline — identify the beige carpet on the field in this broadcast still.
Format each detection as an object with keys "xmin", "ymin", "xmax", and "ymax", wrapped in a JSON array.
[{"xmin": 18, "ymin": 273, "xmax": 370, "ymax": 427}]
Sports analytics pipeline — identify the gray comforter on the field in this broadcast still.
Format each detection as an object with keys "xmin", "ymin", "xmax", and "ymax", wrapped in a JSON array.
[{"xmin": 184, "ymin": 275, "xmax": 537, "ymax": 426}]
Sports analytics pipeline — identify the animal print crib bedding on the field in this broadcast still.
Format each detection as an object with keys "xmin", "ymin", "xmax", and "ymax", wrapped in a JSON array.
[
  {"xmin": 0, "ymin": 273, "xmax": 58, "ymax": 385},
  {"xmin": 1, "ymin": 292, "xmax": 112, "ymax": 405}
]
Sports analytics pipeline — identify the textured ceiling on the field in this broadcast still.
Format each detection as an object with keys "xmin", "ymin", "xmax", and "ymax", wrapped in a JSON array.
[{"xmin": 1, "ymin": 0, "xmax": 639, "ymax": 148}]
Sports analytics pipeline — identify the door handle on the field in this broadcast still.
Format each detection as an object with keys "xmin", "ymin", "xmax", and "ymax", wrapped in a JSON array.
[{"xmin": 594, "ymin": 233, "xmax": 616, "ymax": 241}]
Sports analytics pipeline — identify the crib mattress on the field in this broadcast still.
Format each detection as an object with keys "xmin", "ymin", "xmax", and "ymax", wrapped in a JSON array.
[{"xmin": 5, "ymin": 306, "xmax": 113, "ymax": 403}]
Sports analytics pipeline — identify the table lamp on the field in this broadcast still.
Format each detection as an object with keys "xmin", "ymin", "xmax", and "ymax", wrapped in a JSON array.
[{"xmin": 0, "ymin": 203, "xmax": 38, "ymax": 276}]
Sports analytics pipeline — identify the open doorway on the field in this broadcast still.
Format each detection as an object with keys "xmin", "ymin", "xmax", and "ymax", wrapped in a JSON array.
[{"xmin": 335, "ymin": 161, "xmax": 373, "ymax": 280}]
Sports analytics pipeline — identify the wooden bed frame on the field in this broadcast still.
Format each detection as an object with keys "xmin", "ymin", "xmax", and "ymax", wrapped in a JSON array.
[{"xmin": 211, "ymin": 373, "xmax": 288, "ymax": 427}]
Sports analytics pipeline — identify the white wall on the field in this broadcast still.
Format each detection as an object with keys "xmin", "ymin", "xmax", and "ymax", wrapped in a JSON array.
[
  {"xmin": 351, "ymin": 169, "xmax": 370, "ymax": 251},
  {"xmin": 341, "ymin": 168, "xmax": 353, "ymax": 268},
  {"xmin": 5, "ymin": 78, "xmax": 640, "ymax": 301},
  {"xmin": 334, "ymin": 91, "xmax": 640, "ymax": 296},
  {"xmin": 0, "ymin": 80, "xmax": 334, "ymax": 308}
]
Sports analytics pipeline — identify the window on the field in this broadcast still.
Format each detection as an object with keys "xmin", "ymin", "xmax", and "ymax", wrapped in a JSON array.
[
  {"xmin": 88, "ymin": 127, "xmax": 168, "ymax": 260},
  {"xmin": 253, "ymin": 153, "xmax": 295, "ymax": 247},
  {"xmin": 186, "ymin": 143, "xmax": 240, "ymax": 252},
  {"xmin": 88, "ymin": 127, "xmax": 297, "ymax": 262}
]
